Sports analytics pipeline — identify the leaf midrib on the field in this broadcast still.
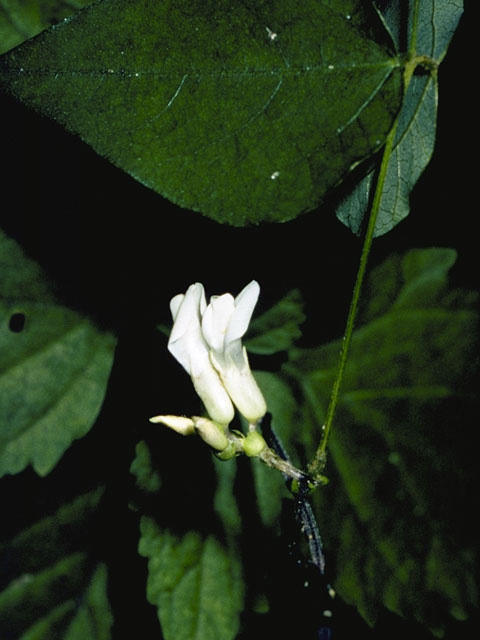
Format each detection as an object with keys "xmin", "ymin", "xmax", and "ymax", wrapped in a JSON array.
[
  {"xmin": 0, "ymin": 317, "xmax": 87, "ymax": 379},
  {"xmin": 1, "ymin": 60, "xmax": 398, "ymax": 79}
]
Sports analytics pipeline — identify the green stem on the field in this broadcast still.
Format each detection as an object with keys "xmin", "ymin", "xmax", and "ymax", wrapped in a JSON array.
[
  {"xmin": 308, "ymin": 118, "xmax": 400, "ymax": 481},
  {"xmin": 306, "ymin": 0, "xmax": 441, "ymax": 481},
  {"xmin": 409, "ymin": 0, "xmax": 420, "ymax": 59}
]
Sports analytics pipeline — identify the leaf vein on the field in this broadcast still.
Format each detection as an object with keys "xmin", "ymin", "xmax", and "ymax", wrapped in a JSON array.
[
  {"xmin": 0, "ymin": 334, "xmax": 106, "ymax": 448},
  {"xmin": 337, "ymin": 67, "xmax": 396, "ymax": 135}
]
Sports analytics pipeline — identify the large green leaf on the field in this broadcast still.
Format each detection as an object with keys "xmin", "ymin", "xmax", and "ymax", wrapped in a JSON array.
[
  {"xmin": 132, "ymin": 439, "xmax": 244, "ymax": 640},
  {"xmin": 336, "ymin": 0, "xmax": 463, "ymax": 236},
  {"xmin": 285, "ymin": 248, "xmax": 479, "ymax": 634},
  {"xmin": 138, "ymin": 518, "xmax": 243, "ymax": 640},
  {"xmin": 0, "ymin": 0, "xmax": 402, "ymax": 225},
  {"xmin": 0, "ymin": 488, "xmax": 112, "ymax": 639},
  {"xmin": 0, "ymin": 229, "xmax": 116, "ymax": 477},
  {"xmin": 0, "ymin": 0, "xmax": 92, "ymax": 55}
]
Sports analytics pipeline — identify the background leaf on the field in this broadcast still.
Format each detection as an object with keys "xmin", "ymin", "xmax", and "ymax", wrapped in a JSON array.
[
  {"xmin": 0, "ymin": 229, "xmax": 116, "ymax": 477},
  {"xmin": 0, "ymin": 0, "xmax": 402, "ymax": 225},
  {"xmin": 285, "ymin": 248, "xmax": 479, "ymax": 634},
  {"xmin": 138, "ymin": 518, "xmax": 243, "ymax": 640},
  {"xmin": 246, "ymin": 289, "xmax": 305, "ymax": 356},
  {"xmin": 0, "ymin": 489, "xmax": 112, "ymax": 640},
  {"xmin": 132, "ymin": 438, "xmax": 244, "ymax": 640},
  {"xmin": 0, "ymin": 0, "xmax": 92, "ymax": 55},
  {"xmin": 0, "ymin": 2, "xmax": 473, "ymax": 638},
  {"xmin": 336, "ymin": 0, "xmax": 463, "ymax": 236}
]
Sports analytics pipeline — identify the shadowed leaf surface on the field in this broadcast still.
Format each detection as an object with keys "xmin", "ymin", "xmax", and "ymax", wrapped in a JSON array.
[
  {"xmin": 0, "ymin": 489, "xmax": 112, "ymax": 639},
  {"xmin": 246, "ymin": 289, "xmax": 305, "ymax": 355},
  {"xmin": 285, "ymin": 248, "xmax": 479, "ymax": 634}
]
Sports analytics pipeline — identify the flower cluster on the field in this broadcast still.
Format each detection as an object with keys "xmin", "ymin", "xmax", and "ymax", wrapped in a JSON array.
[{"xmin": 150, "ymin": 281, "xmax": 267, "ymax": 456}]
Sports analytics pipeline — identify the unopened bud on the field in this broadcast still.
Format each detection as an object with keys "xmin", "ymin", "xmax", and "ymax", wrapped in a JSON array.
[
  {"xmin": 243, "ymin": 430, "xmax": 267, "ymax": 457},
  {"xmin": 149, "ymin": 415, "xmax": 195, "ymax": 435},
  {"xmin": 192, "ymin": 417, "xmax": 229, "ymax": 451}
]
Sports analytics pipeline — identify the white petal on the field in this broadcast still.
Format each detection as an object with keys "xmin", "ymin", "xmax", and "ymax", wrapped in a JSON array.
[
  {"xmin": 173, "ymin": 327, "xmax": 207, "ymax": 376},
  {"xmin": 168, "ymin": 283, "xmax": 208, "ymax": 374},
  {"xmin": 225, "ymin": 280, "xmax": 260, "ymax": 344},
  {"xmin": 168, "ymin": 286, "xmax": 197, "ymax": 343},
  {"xmin": 169, "ymin": 284, "xmax": 203, "ymax": 343},
  {"xmin": 199, "ymin": 286, "xmax": 207, "ymax": 315},
  {"xmin": 202, "ymin": 293, "xmax": 235, "ymax": 352},
  {"xmin": 192, "ymin": 366, "xmax": 235, "ymax": 425},
  {"xmin": 166, "ymin": 283, "xmax": 235, "ymax": 425},
  {"xmin": 218, "ymin": 346, "xmax": 266, "ymax": 423},
  {"xmin": 169, "ymin": 293, "xmax": 184, "ymax": 321}
]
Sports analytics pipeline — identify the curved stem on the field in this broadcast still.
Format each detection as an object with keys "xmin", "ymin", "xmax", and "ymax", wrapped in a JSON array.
[
  {"xmin": 308, "ymin": 117, "xmax": 400, "ymax": 480},
  {"xmin": 258, "ymin": 446, "xmax": 312, "ymax": 483},
  {"xmin": 306, "ymin": 0, "xmax": 442, "ymax": 481}
]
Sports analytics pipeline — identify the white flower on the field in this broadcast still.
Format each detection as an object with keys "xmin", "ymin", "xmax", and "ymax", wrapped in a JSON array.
[
  {"xmin": 168, "ymin": 283, "xmax": 235, "ymax": 425},
  {"xmin": 202, "ymin": 281, "xmax": 267, "ymax": 424},
  {"xmin": 167, "ymin": 281, "xmax": 267, "ymax": 426}
]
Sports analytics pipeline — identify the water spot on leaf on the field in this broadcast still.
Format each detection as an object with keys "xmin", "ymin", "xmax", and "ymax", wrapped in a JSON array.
[{"xmin": 266, "ymin": 27, "xmax": 278, "ymax": 41}]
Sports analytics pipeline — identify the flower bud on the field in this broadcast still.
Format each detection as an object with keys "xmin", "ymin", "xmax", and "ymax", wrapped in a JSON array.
[
  {"xmin": 192, "ymin": 417, "xmax": 229, "ymax": 451},
  {"xmin": 149, "ymin": 415, "xmax": 195, "ymax": 435},
  {"xmin": 243, "ymin": 430, "xmax": 267, "ymax": 457}
]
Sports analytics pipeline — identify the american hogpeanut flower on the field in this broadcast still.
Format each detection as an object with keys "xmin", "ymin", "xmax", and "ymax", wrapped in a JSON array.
[
  {"xmin": 201, "ymin": 280, "xmax": 267, "ymax": 425},
  {"xmin": 167, "ymin": 282, "xmax": 235, "ymax": 426},
  {"xmin": 151, "ymin": 281, "xmax": 266, "ymax": 442},
  {"xmin": 150, "ymin": 283, "xmax": 312, "ymax": 482}
]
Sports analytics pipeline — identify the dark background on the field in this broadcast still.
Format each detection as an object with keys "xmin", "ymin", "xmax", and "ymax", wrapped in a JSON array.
[{"xmin": 1, "ymin": 7, "xmax": 477, "ymax": 640}]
